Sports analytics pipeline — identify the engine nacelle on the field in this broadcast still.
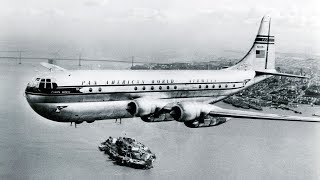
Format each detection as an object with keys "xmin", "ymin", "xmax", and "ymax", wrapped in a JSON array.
[
  {"xmin": 170, "ymin": 102, "xmax": 212, "ymax": 122},
  {"xmin": 127, "ymin": 98, "xmax": 167, "ymax": 117},
  {"xmin": 184, "ymin": 117, "xmax": 229, "ymax": 128}
]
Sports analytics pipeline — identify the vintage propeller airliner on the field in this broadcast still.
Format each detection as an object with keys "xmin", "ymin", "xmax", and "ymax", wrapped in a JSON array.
[{"xmin": 25, "ymin": 15, "xmax": 320, "ymax": 128}]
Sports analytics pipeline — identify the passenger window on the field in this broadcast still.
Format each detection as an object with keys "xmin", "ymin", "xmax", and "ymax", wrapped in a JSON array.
[
  {"xmin": 151, "ymin": 86, "xmax": 154, "ymax": 90},
  {"xmin": 134, "ymin": 87, "xmax": 137, "ymax": 90},
  {"xmin": 174, "ymin": 86, "xmax": 177, "ymax": 89},
  {"xmin": 89, "ymin": 88, "xmax": 92, "ymax": 92},
  {"xmin": 167, "ymin": 86, "xmax": 170, "ymax": 90},
  {"xmin": 212, "ymin": 85, "xmax": 215, "ymax": 88},
  {"xmin": 159, "ymin": 86, "xmax": 162, "ymax": 90},
  {"xmin": 225, "ymin": 84, "xmax": 228, "ymax": 88},
  {"xmin": 199, "ymin": 85, "xmax": 201, "ymax": 89},
  {"xmin": 219, "ymin": 85, "xmax": 221, "ymax": 88},
  {"xmin": 142, "ymin": 86, "xmax": 146, "ymax": 90},
  {"xmin": 205, "ymin": 85, "xmax": 208, "ymax": 88},
  {"xmin": 98, "ymin": 87, "xmax": 102, "ymax": 92}
]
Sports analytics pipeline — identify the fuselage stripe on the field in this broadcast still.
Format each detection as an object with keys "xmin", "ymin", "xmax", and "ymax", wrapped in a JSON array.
[{"xmin": 25, "ymin": 86, "xmax": 242, "ymax": 96}]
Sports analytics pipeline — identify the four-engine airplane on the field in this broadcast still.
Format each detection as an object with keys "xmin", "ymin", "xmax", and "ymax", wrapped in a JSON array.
[{"xmin": 25, "ymin": 15, "xmax": 320, "ymax": 128}]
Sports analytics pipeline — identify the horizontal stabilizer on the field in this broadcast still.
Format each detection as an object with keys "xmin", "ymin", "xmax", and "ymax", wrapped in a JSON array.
[
  {"xmin": 256, "ymin": 70, "xmax": 308, "ymax": 78},
  {"xmin": 40, "ymin": 62, "xmax": 66, "ymax": 72},
  {"xmin": 210, "ymin": 107, "xmax": 320, "ymax": 123}
]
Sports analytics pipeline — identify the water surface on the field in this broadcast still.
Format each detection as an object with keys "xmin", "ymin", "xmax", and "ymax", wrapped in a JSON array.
[{"xmin": 0, "ymin": 62, "xmax": 320, "ymax": 180}]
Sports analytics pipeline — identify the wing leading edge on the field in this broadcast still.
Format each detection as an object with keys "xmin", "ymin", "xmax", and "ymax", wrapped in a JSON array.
[
  {"xmin": 40, "ymin": 62, "xmax": 66, "ymax": 72},
  {"xmin": 209, "ymin": 107, "xmax": 320, "ymax": 123}
]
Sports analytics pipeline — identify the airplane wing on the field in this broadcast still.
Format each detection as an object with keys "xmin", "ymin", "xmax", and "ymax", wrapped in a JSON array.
[
  {"xmin": 209, "ymin": 107, "xmax": 320, "ymax": 122},
  {"xmin": 40, "ymin": 62, "xmax": 66, "ymax": 71}
]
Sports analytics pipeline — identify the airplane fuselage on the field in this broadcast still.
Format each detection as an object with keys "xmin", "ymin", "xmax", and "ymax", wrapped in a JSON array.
[{"xmin": 25, "ymin": 70, "xmax": 262, "ymax": 123}]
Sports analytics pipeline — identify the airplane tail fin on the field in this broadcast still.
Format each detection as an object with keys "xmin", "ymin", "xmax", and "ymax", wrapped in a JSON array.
[{"xmin": 228, "ymin": 15, "xmax": 275, "ymax": 71}]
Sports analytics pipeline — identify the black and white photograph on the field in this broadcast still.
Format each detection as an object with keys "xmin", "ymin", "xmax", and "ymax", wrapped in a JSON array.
[{"xmin": 0, "ymin": 0, "xmax": 320, "ymax": 179}]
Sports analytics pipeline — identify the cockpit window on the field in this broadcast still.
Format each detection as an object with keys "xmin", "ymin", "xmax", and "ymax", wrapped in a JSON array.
[
  {"xmin": 38, "ymin": 78, "xmax": 56, "ymax": 90},
  {"xmin": 26, "ymin": 77, "xmax": 58, "ymax": 93},
  {"xmin": 45, "ymin": 79, "xmax": 52, "ymax": 89},
  {"xmin": 46, "ymin": 84, "xmax": 52, "ymax": 89},
  {"xmin": 39, "ymin": 79, "xmax": 45, "ymax": 89},
  {"xmin": 52, "ymin": 83, "xmax": 57, "ymax": 89}
]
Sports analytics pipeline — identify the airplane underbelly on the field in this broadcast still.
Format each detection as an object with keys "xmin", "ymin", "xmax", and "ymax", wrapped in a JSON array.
[{"xmin": 28, "ymin": 101, "xmax": 133, "ymax": 122}]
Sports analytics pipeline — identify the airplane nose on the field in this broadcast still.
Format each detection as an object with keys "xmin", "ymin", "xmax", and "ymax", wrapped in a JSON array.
[
  {"xmin": 24, "ymin": 93, "xmax": 59, "ymax": 122},
  {"xmin": 25, "ymin": 92, "xmax": 35, "ymax": 108},
  {"xmin": 25, "ymin": 86, "xmax": 35, "ymax": 104}
]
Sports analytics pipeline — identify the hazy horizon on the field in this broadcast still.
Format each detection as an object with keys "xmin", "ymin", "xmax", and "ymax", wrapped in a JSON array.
[{"xmin": 1, "ymin": 0, "xmax": 320, "ymax": 62}]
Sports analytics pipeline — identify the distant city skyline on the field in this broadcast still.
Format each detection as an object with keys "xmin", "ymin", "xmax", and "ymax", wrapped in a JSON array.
[{"xmin": 1, "ymin": 0, "xmax": 319, "ymax": 61}]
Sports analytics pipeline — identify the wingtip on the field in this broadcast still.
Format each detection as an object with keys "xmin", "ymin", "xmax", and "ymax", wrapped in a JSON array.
[{"xmin": 40, "ymin": 62, "xmax": 66, "ymax": 71}]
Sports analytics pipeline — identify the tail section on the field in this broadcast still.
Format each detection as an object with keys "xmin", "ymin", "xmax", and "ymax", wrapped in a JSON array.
[{"xmin": 229, "ymin": 15, "xmax": 275, "ymax": 71}]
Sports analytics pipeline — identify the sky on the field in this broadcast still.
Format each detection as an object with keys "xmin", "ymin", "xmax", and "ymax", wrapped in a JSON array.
[{"xmin": 0, "ymin": 0, "xmax": 319, "ymax": 61}]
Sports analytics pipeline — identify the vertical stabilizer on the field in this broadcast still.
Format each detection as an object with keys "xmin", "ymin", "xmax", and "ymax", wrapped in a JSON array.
[{"xmin": 228, "ymin": 15, "xmax": 275, "ymax": 71}]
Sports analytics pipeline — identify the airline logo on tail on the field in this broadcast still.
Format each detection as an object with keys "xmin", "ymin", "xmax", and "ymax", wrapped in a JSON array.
[
  {"xmin": 254, "ymin": 36, "xmax": 274, "ymax": 44},
  {"xmin": 255, "ymin": 35, "xmax": 274, "ymax": 59}
]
